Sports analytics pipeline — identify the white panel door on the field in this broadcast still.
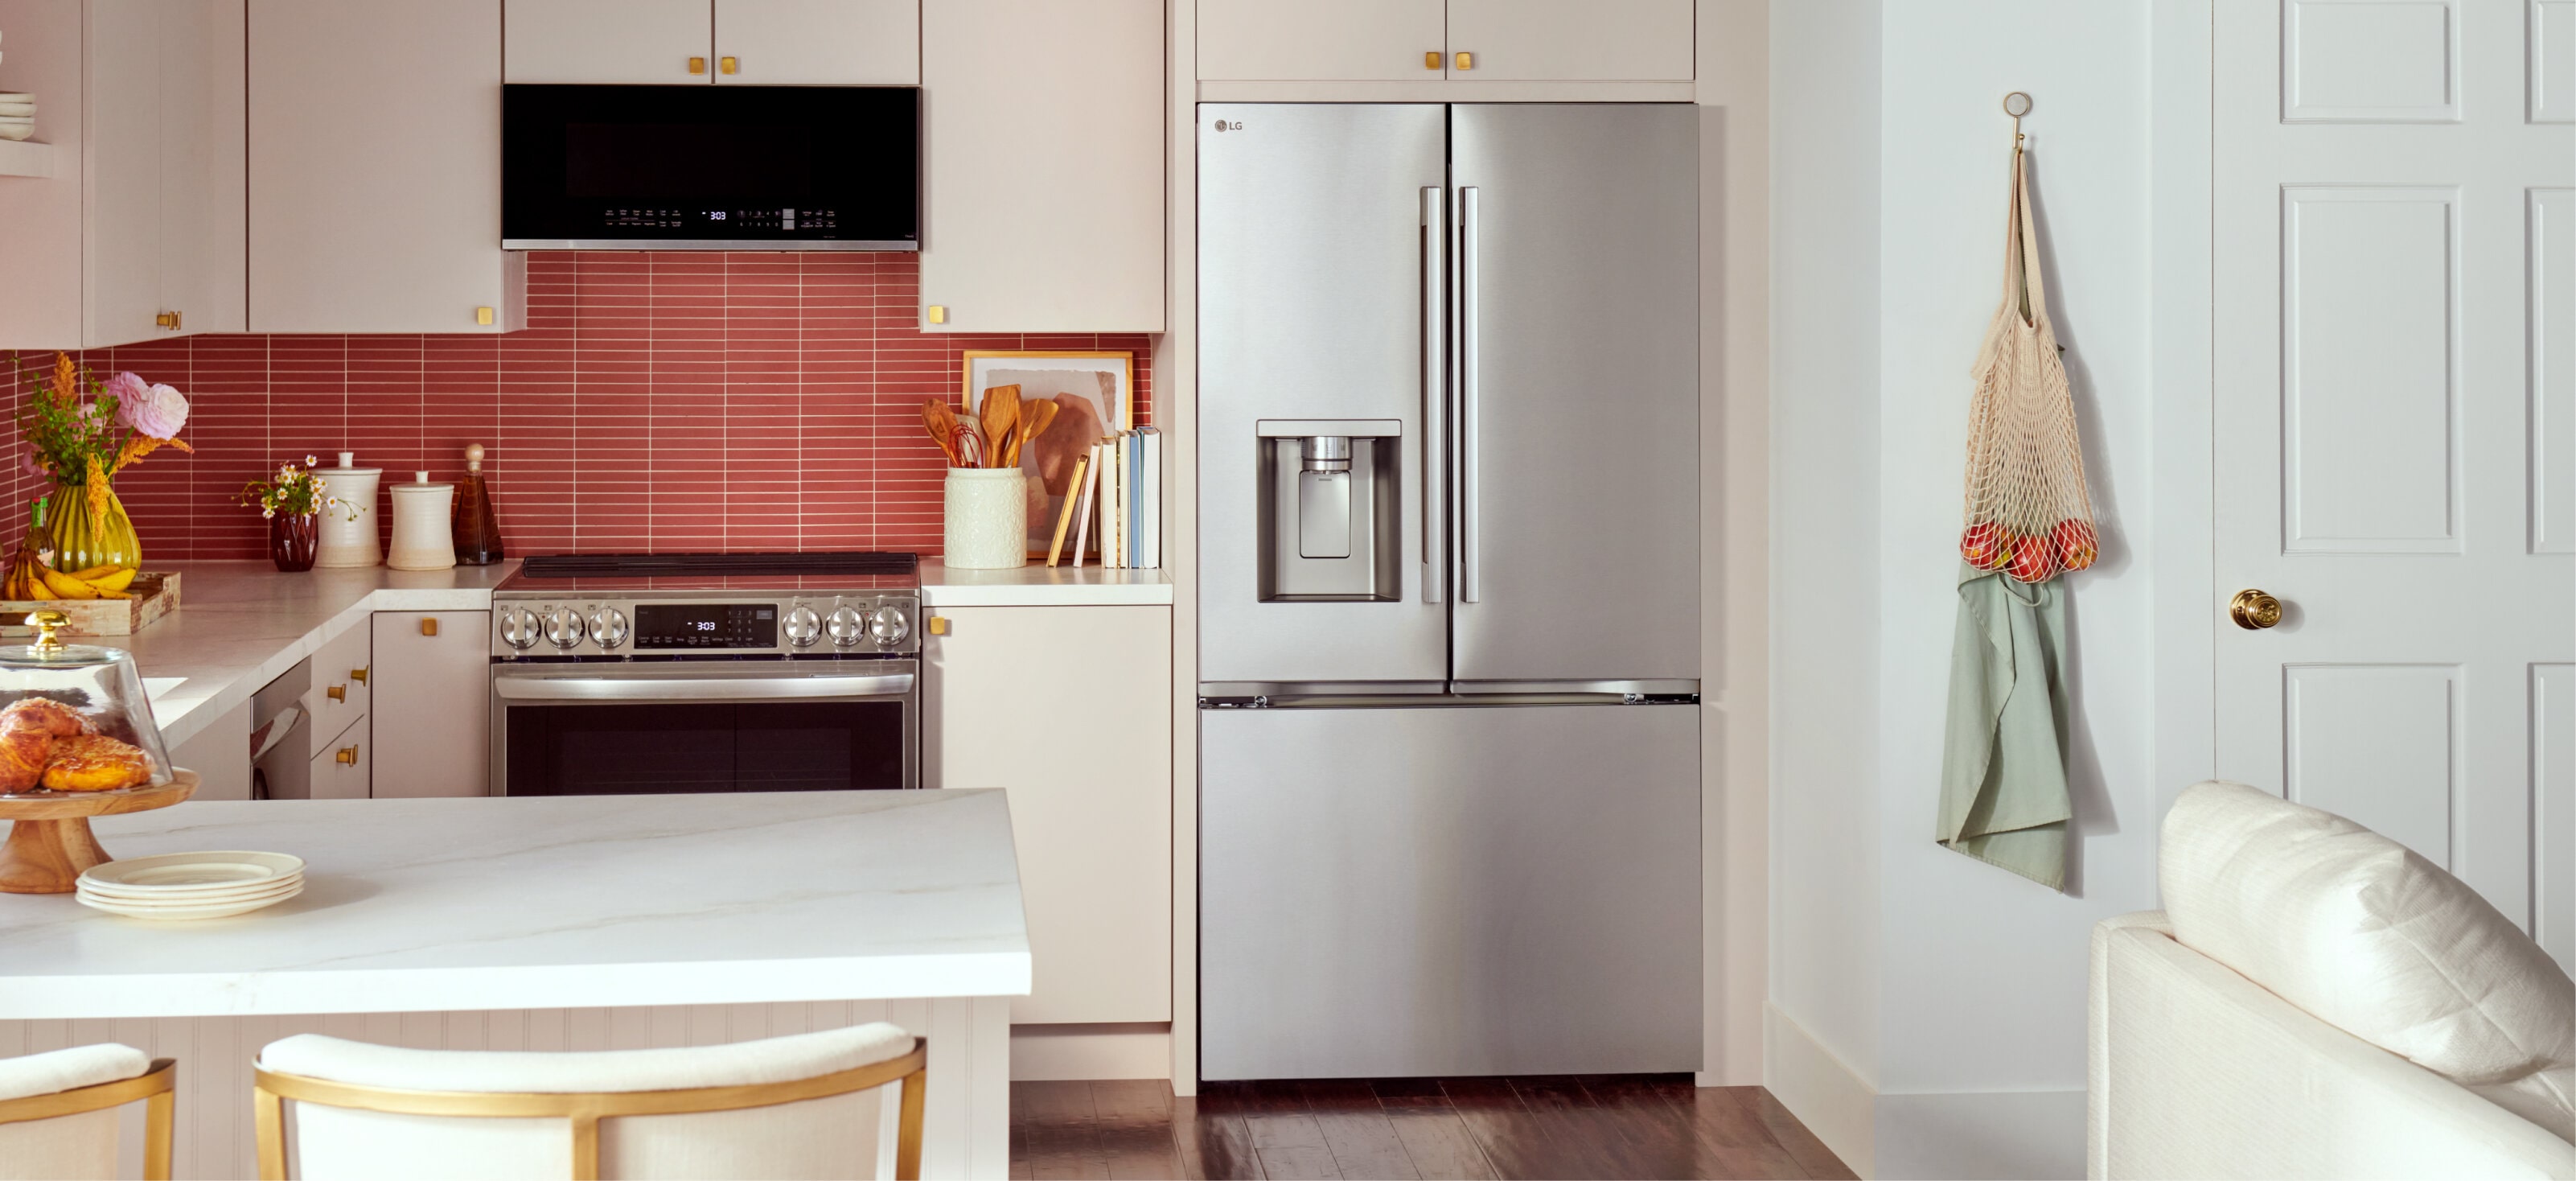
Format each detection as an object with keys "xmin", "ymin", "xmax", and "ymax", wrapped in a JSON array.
[
  {"xmin": 918, "ymin": 0, "xmax": 1162, "ymax": 331},
  {"xmin": 1196, "ymin": 0, "xmax": 1446, "ymax": 81},
  {"xmin": 2215, "ymin": 0, "xmax": 2576, "ymax": 930},
  {"xmin": 714, "ymin": 0, "xmax": 918, "ymax": 84},
  {"xmin": 503, "ymin": 0, "xmax": 712, "ymax": 84},
  {"xmin": 370, "ymin": 612, "xmax": 493, "ymax": 798},
  {"xmin": 249, "ymin": 0, "xmax": 520, "ymax": 333},
  {"xmin": 162, "ymin": 0, "xmax": 247, "ymax": 335},
  {"xmin": 82, "ymin": 0, "xmax": 163, "ymax": 346},
  {"xmin": 1443, "ymin": 0, "xmax": 1693, "ymax": 81},
  {"xmin": 922, "ymin": 606, "xmax": 1170, "ymax": 1025}
]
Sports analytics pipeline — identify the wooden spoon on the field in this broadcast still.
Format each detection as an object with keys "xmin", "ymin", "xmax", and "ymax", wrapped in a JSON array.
[
  {"xmin": 921, "ymin": 399, "xmax": 963, "ymax": 466},
  {"xmin": 979, "ymin": 386, "xmax": 1021, "ymax": 469},
  {"xmin": 1012, "ymin": 399, "xmax": 1061, "ymax": 470}
]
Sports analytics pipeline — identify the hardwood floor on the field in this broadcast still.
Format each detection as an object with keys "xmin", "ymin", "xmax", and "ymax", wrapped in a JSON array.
[{"xmin": 1008, "ymin": 1076, "xmax": 1859, "ymax": 1180}]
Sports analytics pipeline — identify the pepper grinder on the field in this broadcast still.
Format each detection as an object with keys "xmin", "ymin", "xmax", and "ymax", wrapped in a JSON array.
[
  {"xmin": 451, "ymin": 443, "xmax": 505, "ymax": 566},
  {"xmin": 385, "ymin": 471, "xmax": 456, "ymax": 571}
]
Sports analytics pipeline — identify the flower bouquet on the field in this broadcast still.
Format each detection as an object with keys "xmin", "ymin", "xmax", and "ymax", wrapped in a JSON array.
[
  {"xmin": 236, "ymin": 456, "xmax": 353, "ymax": 572},
  {"xmin": 14, "ymin": 352, "xmax": 191, "ymax": 573}
]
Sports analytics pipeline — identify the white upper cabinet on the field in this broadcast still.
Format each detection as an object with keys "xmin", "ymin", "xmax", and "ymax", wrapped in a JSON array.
[
  {"xmin": 920, "ymin": 0, "xmax": 1162, "ymax": 333},
  {"xmin": 0, "ymin": 0, "xmax": 244, "ymax": 350},
  {"xmin": 1197, "ymin": 0, "xmax": 1444, "ymax": 81},
  {"xmin": 249, "ymin": 0, "xmax": 523, "ymax": 334},
  {"xmin": 714, "ymin": 0, "xmax": 918, "ymax": 84},
  {"xmin": 1198, "ymin": 0, "xmax": 1694, "ymax": 83},
  {"xmin": 1444, "ymin": 0, "xmax": 1693, "ymax": 81},
  {"xmin": 506, "ymin": 0, "xmax": 918, "ymax": 85},
  {"xmin": 504, "ymin": 0, "xmax": 712, "ymax": 84}
]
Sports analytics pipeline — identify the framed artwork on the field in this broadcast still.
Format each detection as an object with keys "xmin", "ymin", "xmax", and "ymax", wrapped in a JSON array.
[{"xmin": 962, "ymin": 351, "xmax": 1133, "ymax": 550}]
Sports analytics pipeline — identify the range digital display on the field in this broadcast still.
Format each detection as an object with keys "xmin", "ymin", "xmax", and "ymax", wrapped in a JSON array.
[{"xmin": 635, "ymin": 603, "xmax": 777, "ymax": 650}]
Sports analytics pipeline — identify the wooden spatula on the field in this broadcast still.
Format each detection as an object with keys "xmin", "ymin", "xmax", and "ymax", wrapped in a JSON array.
[
  {"xmin": 980, "ymin": 385, "xmax": 1021, "ymax": 469},
  {"xmin": 1011, "ymin": 399, "xmax": 1061, "ymax": 470},
  {"xmin": 921, "ymin": 399, "xmax": 963, "ymax": 466}
]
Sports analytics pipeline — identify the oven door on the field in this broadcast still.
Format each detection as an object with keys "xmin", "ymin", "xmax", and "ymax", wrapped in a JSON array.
[{"xmin": 490, "ymin": 660, "xmax": 917, "ymax": 795}]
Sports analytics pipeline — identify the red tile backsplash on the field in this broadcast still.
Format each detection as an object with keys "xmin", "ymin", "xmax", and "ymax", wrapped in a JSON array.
[{"xmin": 0, "ymin": 252, "xmax": 1152, "ymax": 561}]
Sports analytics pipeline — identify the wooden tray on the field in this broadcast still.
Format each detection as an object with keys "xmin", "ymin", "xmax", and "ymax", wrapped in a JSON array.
[
  {"xmin": 0, "ymin": 770, "xmax": 199, "ymax": 894},
  {"xmin": 0, "ymin": 571, "xmax": 182, "ymax": 638}
]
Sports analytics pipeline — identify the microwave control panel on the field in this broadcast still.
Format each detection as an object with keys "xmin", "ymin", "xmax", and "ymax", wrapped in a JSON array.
[{"xmin": 598, "ymin": 208, "xmax": 842, "ymax": 235}]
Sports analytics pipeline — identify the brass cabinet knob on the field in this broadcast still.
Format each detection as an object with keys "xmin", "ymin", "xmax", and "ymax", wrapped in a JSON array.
[
  {"xmin": 926, "ymin": 304, "xmax": 947, "ymax": 325},
  {"xmin": 1454, "ymin": 51, "xmax": 1474, "ymax": 70},
  {"xmin": 155, "ymin": 311, "xmax": 182, "ymax": 330},
  {"xmin": 350, "ymin": 667, "xmax": 368, "ymax": 684},
  {"xmin": 327, "ymin": 685, "xmax": 346, "ymax": 702},
  {"xmin": 2230, "ymin": 588, "xmax": 2283, "ymax": 631},
  {"xmin": 688, "ymin": 56, "xmax": 707, "ymax": 74},
  {"xmin": 335, "ymin": 745, "xmax": 359, "ymax": 766},
  {"xmin": 927, "ymin": 615, "xmax": 949, "ymax": 636},
  {"xmin": 719, "ymin": 56, "xmax": 738, "ymax": 75},
  {"xmin": 1424, "ymin": 51, "xmax": 1441, "ymax": 70},
  {"xmin": 421, "ymin": 616, "xmax": 439, "ymax": 637}
]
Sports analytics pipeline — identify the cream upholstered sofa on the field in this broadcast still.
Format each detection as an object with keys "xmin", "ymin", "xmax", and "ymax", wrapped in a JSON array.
[{"xmin": 2089, "ymin": 782, "xmax": 2576, "ymax": 1179}]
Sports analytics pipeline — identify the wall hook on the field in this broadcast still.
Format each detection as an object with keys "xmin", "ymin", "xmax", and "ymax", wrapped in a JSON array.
[{"xmin": 2003, "ymin": 91, "xmax": 2033, "ymax": 150}]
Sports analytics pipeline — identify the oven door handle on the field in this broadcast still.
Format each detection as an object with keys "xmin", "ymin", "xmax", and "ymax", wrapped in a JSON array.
[{"xmin": 491, "ymin": 673, "xmax": 915, "ymax": 702}]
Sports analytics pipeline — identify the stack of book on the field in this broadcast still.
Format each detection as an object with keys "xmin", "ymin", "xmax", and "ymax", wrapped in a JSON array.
[{"xmin": 1046, "ymin": 426, "xmax": 1161, "ymax": 570}]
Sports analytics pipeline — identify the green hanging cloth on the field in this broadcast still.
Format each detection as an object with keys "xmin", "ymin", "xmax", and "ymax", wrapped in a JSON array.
[{"xmin": 1937, "ymin": 562, "xmax": 2072, "ymax": 891}]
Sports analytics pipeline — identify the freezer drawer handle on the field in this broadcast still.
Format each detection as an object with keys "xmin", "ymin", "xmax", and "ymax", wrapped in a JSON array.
[{"xmin": 1199, "ymin": 695, "xmax": 1272, "ymax": 710}]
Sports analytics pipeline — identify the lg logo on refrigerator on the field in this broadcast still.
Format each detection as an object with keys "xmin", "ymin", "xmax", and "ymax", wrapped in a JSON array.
[{"xmin": 1212, "ymin": 118, "xmax": 1243, "ymax": 132}]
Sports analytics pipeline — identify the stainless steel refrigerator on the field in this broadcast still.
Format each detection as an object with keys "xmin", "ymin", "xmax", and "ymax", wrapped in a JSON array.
[{"xmin": 1197, "ymin": 103, "xmax": 1703, "ymax": 1080}]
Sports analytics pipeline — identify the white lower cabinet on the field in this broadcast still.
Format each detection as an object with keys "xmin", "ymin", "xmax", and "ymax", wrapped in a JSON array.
[
  {"xmin": 370, "ymin": 611, "xmax": 491, "ymax": 799},
  {"xmin": 924, "ymin": 605, "xmax": 1171, "ymax": 1024},
  {"xmin": 307, "ymin": 714, "xmax": 369, "ymax": 800}
]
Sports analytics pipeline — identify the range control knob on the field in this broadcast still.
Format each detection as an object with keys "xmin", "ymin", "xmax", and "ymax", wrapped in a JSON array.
[
  {"xmin": 783, "ymin": 604, "xmax": 824, "ymax": 648},
  {"xmin": 586, "ymin": 607, "xmax": 630, "ymax": 649},
  {"xmin": 544, "ymin": 607, "xmax": 587, "ymax": 650},
  {"xmin": 826, "ymin": 605, "xmax": 868, "ymax": 648},
  {"xmin": 498, "ymin": 607, "xmax": 542, "ymax": 650},
  {"xmin": 868, "ymin": 604, "xmax": 910, "ymax": 646}
]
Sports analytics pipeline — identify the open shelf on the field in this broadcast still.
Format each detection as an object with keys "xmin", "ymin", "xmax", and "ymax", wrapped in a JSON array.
[{"xmin": 0, "ymin": 138, "xmax": 55, "ymax": 179}]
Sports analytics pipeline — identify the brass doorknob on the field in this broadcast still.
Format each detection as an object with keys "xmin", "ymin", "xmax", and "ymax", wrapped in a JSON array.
[
  {"xmin": 2230, "ymin": 588, "xmax": 2283, "ymax": 630},
  {"xmin": 335, "ymin": 745, "xmax": 359, "ymax": 765}
]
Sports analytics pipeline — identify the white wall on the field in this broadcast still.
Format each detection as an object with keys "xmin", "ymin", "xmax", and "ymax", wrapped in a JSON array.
[{"xmin": 1773, "ymin": 3, "xmax": 2181, "ymax": 1177}]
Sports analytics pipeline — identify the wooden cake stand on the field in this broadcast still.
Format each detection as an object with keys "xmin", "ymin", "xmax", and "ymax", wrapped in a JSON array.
[{"xmin": 0, "ymin": 770, "xmax": 199, "ymax": 894}]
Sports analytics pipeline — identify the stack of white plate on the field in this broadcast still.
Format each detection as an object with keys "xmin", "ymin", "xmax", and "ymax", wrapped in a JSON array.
[
  {"xmin": 0, "ymin": 93, "xmax": 35, "ymax": 142},
  {"xmin": 76, "ymin": 851, "xmax": 306, "ymax": 920}
]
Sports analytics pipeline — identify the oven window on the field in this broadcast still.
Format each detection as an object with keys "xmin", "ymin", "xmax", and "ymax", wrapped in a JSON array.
[{"xmin": 504, "ymin": 702, "xmax": 906, "ymax": 794}]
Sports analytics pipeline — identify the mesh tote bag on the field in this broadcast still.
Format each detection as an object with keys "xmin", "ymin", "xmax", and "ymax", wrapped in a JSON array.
[{"xmin": 1958, "ymin": 145, "xmax": 2097, "ymax": 582}]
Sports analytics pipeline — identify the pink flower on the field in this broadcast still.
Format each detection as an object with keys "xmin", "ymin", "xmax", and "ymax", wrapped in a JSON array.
[
  {"xmin": 121, "ymin": 383, "xmax": 188, "ymax": 439},
  {"xmin": 102, "ymin": 371, "xmax": 148, "ymax": 410},
  {"xmin": 18, "ymin": 450, "xmax": 42, "ymax": 480}
]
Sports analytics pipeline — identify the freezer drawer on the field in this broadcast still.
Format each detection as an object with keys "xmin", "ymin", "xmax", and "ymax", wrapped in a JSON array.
[{"xmin": 1200, "ymin": 702, "xmax": 1701, "ymax": 1080}]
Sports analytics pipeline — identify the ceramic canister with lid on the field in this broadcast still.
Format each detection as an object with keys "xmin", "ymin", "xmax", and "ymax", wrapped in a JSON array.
[
  {"xmin": 314, "ymin": 451, "xmax": 383, "ymax": 568},
  {"xmin": 386, "ymin": 471, "xmax": 456, "ymax": 571}
]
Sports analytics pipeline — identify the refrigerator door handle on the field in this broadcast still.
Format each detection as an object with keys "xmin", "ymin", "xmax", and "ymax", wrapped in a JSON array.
[
  {"xmin": 1421, "ymin": 186, "xmax": 1447, "ymax": 604},
  {"xmin": 1456, "ymin": 185, "xmax": 1481, "ymax": 604}
]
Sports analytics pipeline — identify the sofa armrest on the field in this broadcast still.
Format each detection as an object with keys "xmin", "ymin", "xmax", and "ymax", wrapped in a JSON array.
[{"xmin": 2089, "ymin": 911, "xmax": 2574, "ymax": 1180}]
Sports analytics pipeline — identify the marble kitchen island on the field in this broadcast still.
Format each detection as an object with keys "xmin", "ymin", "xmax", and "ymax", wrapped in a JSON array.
[{"xmin": 0, "ymin": 789, "xmax": 1029, "ymax": 1179}]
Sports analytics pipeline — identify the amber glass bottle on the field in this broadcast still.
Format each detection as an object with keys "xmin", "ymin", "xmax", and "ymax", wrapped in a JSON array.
[{"xmin": 452, "ymin": 443, "xmax": 506, "ymax": 565}]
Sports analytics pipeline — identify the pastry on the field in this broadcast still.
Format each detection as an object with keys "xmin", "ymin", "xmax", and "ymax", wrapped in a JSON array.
[
  {"xmin": 40, "ymin": 733, "xmax": 151, "ymax": 792},
  {"xmin": 0, "ymin": 696, "xmax": 92, "ymax": 792}
]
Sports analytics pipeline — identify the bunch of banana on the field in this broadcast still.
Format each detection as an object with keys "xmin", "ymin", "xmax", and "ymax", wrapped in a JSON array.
[{"xmin": 2, "ymin": 545, "xmax": 134, "ymax": 601}]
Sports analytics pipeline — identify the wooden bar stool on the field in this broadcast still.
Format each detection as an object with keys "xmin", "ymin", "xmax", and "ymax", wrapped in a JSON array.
[
  {"xmin": 252, "ymin": 1024, "xmax": 926, "ymax": 1180},
  {"xmin": 0, "ymin": 1046, "xmax": 175, "ymax": 1181}
]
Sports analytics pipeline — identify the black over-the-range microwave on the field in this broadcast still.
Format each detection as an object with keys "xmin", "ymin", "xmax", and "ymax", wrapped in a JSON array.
[{"xmin": 501, "ymin": 84, "xmax": 919, "ymax": 250}]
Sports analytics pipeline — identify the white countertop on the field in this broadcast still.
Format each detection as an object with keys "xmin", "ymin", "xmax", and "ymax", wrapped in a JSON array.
[
  {"xmin": 0, "ymin": 790, "xmax": 1032, "ymax": 1018},
  {"xmin": 129, "ymin": 562, "xmax": 515, "ymax": 747},
  {"xmin": 916, "ymin": 560, "xmax": 1173, "ymax": 607}
]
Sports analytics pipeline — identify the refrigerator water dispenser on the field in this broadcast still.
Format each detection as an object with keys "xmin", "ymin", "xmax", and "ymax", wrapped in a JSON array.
[{"xmin": 1256, "ymin": 420, "xmax": 1400, "ymax": 602}]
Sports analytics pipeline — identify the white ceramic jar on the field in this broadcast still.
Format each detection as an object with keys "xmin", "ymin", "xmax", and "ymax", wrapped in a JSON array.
[
  {"xmin": 385, "ymin": 471, "xmax": 455, "ymax": 571},
  {"xmin": 943, "ymin": 468, "xmax": 1028, "ymax": 570},
  {"xmin": 314, "ymin": 452, "xmax": 382, "ymax": 569}
]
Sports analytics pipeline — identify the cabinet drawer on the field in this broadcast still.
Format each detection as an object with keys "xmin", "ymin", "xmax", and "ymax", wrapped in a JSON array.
[
  {"xmin": 300, "ymin": 623, "xmax": 373, "ymax": 755},
  {"xmin": 308, "ymin": 714, "xmax": 370, "ymax": 800}
]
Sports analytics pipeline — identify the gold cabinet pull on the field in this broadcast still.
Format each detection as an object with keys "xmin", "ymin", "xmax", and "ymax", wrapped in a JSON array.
[
  {"xmin": 350, "ymin": 668, "xmax": 368, "ymax": 684},
  {"xmin": 719, "ymin": 56, "xmax": 738, "ymax": 75},
  {"xmin": 1424, "ymin": 51, "xmax": 1440, "ymax": 70},
  {"xmin": 688, "ymin": 56, "xmax": 707, "ymax": 74},
  {"xmin": 926, "ymin": 304, "xmax": 947, "ymax": 325},
  {"xmin": 327, "ymin": 685, "xmax": 346, "ymax": 702},
  {"xmin": 927, "ymin": 615, "xmax": 949, "ymax": 636},
  {"xmin": 1454, "ymin": 51, "xmax": 1473, "ymax": 71},
  {"xmin": 2229, "ymin": 588, "xmax": 2283, "ymax": 631},
  {"xmin": 475, "ymin": 306, "xmax": 495, "ymax": 326},
  {"xmin": 335, "ymin": 745, "xmax": 359, "ymax": 766},
  {"xmin": 421, "ymin": 617, "xmax": 439, "ymax": 637},
  {"xmin": 155, "ymin": 311, "xmax": 182, "ymax": 330}
]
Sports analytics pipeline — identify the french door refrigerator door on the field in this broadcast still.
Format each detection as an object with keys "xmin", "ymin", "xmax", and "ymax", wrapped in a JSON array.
[
  {"xmin": 1200, "ymin": 702, "xmax": 1702, "ymax": 1080},
  {"xmin": 1448, "ymin": 105, "xmax": 1701, "ymax": 689},
  {"xmin": 1198, "ymin": 104, "xmax": 1448, "ymax": 688}
]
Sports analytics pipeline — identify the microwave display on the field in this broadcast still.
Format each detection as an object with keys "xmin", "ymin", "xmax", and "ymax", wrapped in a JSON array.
[{"xmin": 503, "ymin": 84, "xmax": 918, "ymax": 250}]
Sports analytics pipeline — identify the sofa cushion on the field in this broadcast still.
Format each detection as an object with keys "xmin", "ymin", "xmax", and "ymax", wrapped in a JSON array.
[{"xmin": 2161, "ymin": 780, "xmax": 2574, "ymax": 1140}]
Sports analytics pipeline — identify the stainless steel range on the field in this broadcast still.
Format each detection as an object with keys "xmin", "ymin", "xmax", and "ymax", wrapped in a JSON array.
[{"xmin": 487, "ymin": 552, "xmax": 922, "ymax": 795}]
